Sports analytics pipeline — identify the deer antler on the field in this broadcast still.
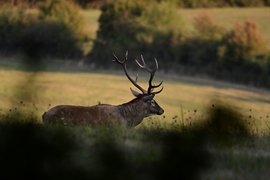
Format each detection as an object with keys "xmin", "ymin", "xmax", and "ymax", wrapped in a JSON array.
[
  {"xmin": 112, "ymin": 51, "xmax": 147, "ymax": 94},
  {"xmin": 113, "ymin": 51, "xmax": 163, "ymax": 95},
  {"xmin": 135, "ymin": 55, "xmax": 163, "ymax": 94}
]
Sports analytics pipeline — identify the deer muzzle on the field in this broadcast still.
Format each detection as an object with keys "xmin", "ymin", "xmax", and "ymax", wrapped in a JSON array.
[{"xmin": 157, "ymin": 108, "xmax": 164, "ymax": 115}]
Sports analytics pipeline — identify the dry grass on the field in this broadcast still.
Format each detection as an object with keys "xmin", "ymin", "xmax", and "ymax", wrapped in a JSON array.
[{"xmin": 1, "ymin": 69, "xmax": 270, "ymax": 131}]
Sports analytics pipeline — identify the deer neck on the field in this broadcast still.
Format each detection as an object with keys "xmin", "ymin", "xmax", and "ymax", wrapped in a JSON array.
[{"xmin": 117, "ymin": 99, "xmax": 147, "ymax": 127}]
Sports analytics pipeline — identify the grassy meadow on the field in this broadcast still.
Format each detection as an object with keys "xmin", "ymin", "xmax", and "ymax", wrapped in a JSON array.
[{"xmin": 1, "ymin": 68, "xmax": 270, "ymax": 131}]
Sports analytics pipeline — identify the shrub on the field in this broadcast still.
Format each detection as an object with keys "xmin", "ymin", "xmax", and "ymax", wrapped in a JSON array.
[
  {"xmin": 0, "ymin": 8, "xmax": 37, "ymax": 53},
  {"xmin": 18, "ymin": 21, "xmax": 83, "ymax": 59},
  {"xmin": 0, "ymin": 1, "xmax": 86, "ymax": 59},
  {"xmin": 178, "ymin": 13, "xmax": 224, "ymax": 67},
  {"xmin": 38, "ymin": 0, "xmax": 85, "ymax": 36},
  {"xmin": 227, "ymin": 0, "xmax": 265, "ymax": 7},
  {"xmin": 193, "ymin": 13, "xmax": 224, "ymax": 40},
  {"xmin": 88, "ymin": 0, "xmax": 186, "ymax": 68},
  {"xmin": 221, "ymin": 20, "xmax": 268, "ymax": 64}
]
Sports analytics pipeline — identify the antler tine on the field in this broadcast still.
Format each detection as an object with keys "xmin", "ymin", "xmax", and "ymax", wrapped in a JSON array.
[
  {"xmin": 152, "ymin": 86, "xmax": 164, "ymax": 95},
  {"xmin": 136, "ymin": 55, "xmax": 163, "ymax": 94},
  {"xmin": 149, "ymin": 58, "xmax": 163, "ymax": 89},
  {"xmin": 112, "ymin": 52, "xmax": 147, "ymax": 94}
]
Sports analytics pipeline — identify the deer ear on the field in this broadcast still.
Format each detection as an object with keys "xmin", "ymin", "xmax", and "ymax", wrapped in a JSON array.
[
  {"xmin": 130, "ymin": 88, "xmax": 140, "ymax": 97},
  {"xmin": 142, "ymin": 94, "xmax": 155, "ymax": 102}
]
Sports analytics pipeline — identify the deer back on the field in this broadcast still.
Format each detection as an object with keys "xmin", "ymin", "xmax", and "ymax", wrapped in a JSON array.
[
  {"xmin": 43, "ymin": 104, "xmax": 125, "ymax": 127},
  {"xmin": 42, "ymin": 93, "xmax": 164, "ymax": 127}
]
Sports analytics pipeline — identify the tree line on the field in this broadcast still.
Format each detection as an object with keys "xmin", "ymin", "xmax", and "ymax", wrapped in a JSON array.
[
  {"xmin": 1, "ymin": 0, "xmax": 270, "ymax": 8},
  {"xmin": 0, "ymin": 0, "xmax": 270, "ymax": 88}
]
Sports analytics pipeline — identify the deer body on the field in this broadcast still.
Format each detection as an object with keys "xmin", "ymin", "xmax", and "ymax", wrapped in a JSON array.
[
  {"xmin": 42, "ymin": 52, "xmax": 164, "ymax": 127},
  {"xmin": 43, "ymin": 94, "xmax": 163, "ymax": 127}
]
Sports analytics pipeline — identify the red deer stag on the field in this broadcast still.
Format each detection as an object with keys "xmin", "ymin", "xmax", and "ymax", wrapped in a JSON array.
[{"xmin": 42, "ymin": 52, "xmax": 164, "ymax": 127}]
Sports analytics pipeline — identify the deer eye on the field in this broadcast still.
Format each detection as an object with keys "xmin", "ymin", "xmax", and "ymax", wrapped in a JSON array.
[{"xmin": 150, "ymin": 100, "xmax": 155, "ymax": 106}]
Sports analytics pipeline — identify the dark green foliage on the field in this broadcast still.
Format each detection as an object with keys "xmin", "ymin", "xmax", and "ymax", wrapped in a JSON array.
[
  {"xmin": 176, "ymin": 0, "xmax": 268, "ymax": 7},
  {"xmin": 18, "ymin": 21, "xmax": 83, "ymax": 59},
  {"xmin": 221, "ymin": 20, "xmax": 268, "ymax": 63},
  {"xmin": 178, "ymin": 13, "xmax": 224, "ymax": 67},
  {"xmin": 0, "ymin": 0, "xmax": 45, "ymax": 8},
  {"xmin": 88, "ymin": 0, "xmax": 186, "ymax": 68},
  {"xmin": 213, "ymin": 20, "xmax": 269, "ymax": 87},
  {"xmin": 38, "ymin": 0, "xmax": 85, "ymax": 35},
  {"xmin": 179, "ymin": 14, "xmax": 270, "ymax": 88},
  {"xmin": 0, "ymin": 0, "xmax": 86, "ymax": 59},
  {"xmin": 0, "ymin": 8, "xmax": 37, "ymax": 53}
]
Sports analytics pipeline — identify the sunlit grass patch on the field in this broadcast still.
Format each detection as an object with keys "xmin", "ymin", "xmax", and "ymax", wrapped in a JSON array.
[{"xmin": 0, "ymin": 69, "xmax": 270, "ymax": 131}]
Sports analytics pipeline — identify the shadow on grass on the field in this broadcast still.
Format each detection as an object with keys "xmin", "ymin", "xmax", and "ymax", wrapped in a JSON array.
[
  {"xmin": 0, "ymin": 99, "xmax": 253, "ymax": 180},
  {"xmin": 0, "ymin": 121, "xmax": 87, "ymax": 180}
]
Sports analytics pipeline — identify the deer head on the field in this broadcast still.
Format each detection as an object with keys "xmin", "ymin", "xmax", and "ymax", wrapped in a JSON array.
[{"xmin": 113, "ymin": 51, "xmax": 164, "ymax": 122}]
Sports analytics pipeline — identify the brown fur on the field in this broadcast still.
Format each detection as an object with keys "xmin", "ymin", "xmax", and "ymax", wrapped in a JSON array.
[{"xmin": 42, "ymin": 94, "xmax": 164, "ymax": 128}]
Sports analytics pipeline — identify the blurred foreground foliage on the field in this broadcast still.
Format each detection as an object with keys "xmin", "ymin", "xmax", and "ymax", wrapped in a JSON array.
[{"xmin": 0, "ymin": 101, "xmax": 257, "ymax": 180}]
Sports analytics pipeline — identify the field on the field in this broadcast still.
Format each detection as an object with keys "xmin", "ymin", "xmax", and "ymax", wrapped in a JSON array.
[{"xmin": 1, "ymin": 68, "xmax": 270, "ymax": 130}]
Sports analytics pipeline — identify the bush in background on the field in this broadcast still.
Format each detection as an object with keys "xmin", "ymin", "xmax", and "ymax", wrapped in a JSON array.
[
  {"xmin": 18, "ymin": 21, "xmax": 83, "ymax": 59},
  {"xmin": 221, "ymin": 20, "xmax": 268, "ymax": 64},
  {"xmin": 213, "ymin": 20, "xmax": 270, "ymax": 86},
  {"xmin": 179, "ymin": 13, "xmax": 224, "ymax": 68},
  {"xmin": 0, "ymin": 0, "xmax": 86, "ymax": 59},
  {"xmin": 176, "ymin": 13, "xmax": 270, "ymax": 87},
  {"xmin": 0, "ymin": 8, "xmax": 37, "ymax": 53},
  {"xmin": 38, "ymin": 0, "xmax": 85, "ymax": 35},
  {"xmin": 88, "ymin": 0, "xmax": 186, "ymax": 68}
]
